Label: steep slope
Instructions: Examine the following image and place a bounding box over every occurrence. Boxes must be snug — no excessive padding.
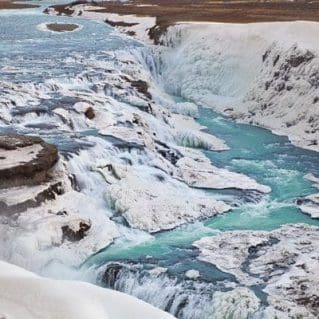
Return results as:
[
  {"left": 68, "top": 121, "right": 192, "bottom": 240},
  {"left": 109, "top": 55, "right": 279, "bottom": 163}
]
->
[{"left": 158, "top": 21, "right": 319, "bottom": 151}]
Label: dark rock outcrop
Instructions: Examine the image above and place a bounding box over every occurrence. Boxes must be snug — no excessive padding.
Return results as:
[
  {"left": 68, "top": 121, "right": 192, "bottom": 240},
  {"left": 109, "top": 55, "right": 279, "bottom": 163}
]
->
[
  {"left": 0, "top": 134, "right": 58, "bottom": 189},
  {"left": 84, "top": 107, "right": 95, "bottom": 119},
  {"left": 62, "top": 220, "right": 91, "bottom": 242}
]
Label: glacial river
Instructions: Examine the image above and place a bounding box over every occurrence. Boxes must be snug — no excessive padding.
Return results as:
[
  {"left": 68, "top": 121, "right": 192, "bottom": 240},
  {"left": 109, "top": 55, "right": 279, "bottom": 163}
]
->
[{"left": 1, "top": 2, "right": 319, "bottom": 319}]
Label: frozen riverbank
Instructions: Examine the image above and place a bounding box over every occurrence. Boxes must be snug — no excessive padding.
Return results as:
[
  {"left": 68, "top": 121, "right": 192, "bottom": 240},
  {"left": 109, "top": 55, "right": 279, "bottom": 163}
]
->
[{"left": 194, "top": 224, "right": 319, "bottom": 318}]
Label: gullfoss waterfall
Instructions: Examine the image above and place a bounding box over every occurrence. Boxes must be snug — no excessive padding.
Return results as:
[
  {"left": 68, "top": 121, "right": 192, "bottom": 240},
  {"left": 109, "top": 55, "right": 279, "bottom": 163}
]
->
[{"left": 1, "top": 3, "right": 319, "bottom": 319}]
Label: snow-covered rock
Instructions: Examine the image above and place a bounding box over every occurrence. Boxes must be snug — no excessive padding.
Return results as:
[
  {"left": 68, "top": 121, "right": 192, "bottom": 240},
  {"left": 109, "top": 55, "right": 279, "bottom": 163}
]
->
[
  {"left": 105, "top": 166, "right": 230, "bottom": 232},
  {"left": 149, "top": 267, "right": 168, "bottom": 276},
  {"left": 242, "top": 43, "right": 319, "bottom": 152},
  {"left": 297, "top": 173, "right": 319, "bottom": 218},
  {"left": 184, "top": 269, "right": 200, "bottom": 280},
  {"left": 0, "top": 134, "right": 58, "bottom": 189},
  {"left": 194, "top": 224, "right": 319, "bottom": 318},
  {"left": 0, "top": 165, "right": 119, "bottom": 272},
  {"left": 0, "top": 261, "right": 176, "bottom": 319},
  {"left": 211, "top": 288, "right": 260, "bottom": 319},
  {"left": 175, "top": 156, "right": 271, "bottom": 193}
]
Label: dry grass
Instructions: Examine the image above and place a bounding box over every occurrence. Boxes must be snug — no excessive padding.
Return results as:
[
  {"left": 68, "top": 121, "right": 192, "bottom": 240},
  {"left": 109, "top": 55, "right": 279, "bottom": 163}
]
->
[
  {"left": 47, "top": 0, "right": 319, "bottom": 42},
  {"left": 0, "top": 0, "right": 38, "bottom": 10},
  {"left": 87, "top": 0, "right": 319, "bottom": 24}
]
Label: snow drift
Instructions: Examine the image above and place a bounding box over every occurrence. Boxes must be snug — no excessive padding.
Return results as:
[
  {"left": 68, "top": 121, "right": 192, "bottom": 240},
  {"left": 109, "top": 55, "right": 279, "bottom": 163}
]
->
[{"left": 0, "top": 261, "right": 176, "bottom": 319}]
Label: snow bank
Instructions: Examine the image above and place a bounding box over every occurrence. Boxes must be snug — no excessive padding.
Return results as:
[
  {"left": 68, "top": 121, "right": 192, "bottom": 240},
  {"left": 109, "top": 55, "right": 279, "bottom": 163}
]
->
[
  {"left": 48, "top": 4, "right": 156, "bottom": 43},
  {"left": 0, "top": 261, "right": 176, "bottom": 319}
]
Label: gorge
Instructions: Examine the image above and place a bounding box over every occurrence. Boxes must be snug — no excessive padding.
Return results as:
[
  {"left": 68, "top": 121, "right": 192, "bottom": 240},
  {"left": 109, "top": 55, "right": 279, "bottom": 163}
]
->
[{"left": 0, "top": 1, "right": 319, "bottom": 318}]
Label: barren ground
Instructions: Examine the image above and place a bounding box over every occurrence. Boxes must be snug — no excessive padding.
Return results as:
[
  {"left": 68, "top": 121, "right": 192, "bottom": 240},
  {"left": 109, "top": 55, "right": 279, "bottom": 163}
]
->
[
  {"left": 0, "top": 0, "right": 38, "bottom": 10},
  {"left": 52, "top": 0, "right": 319, "bottom": 25}
]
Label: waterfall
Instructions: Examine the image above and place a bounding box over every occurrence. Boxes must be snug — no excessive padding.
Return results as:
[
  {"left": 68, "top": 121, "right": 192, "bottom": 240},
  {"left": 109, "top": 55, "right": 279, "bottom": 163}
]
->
[{"left": 96, "top": 261, "right": 266, "bottom": 319}]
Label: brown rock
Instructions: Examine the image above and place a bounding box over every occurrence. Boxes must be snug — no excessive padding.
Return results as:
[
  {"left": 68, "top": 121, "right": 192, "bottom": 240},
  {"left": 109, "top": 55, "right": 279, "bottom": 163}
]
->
[
  {"left": 84, "top": 107, "right": 95, "bottom": 119},
  {"left": 62, "top": 220, "right": 91, "bottom": 242},
  {"left": 0, "top": 134, "right": 58, "bottom": 189}
]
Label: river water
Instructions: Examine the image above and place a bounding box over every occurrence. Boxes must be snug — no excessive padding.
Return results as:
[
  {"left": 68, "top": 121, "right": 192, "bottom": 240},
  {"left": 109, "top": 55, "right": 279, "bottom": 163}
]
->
[{"left": 1, "top": 3, "right": 318, "bottom": 318}]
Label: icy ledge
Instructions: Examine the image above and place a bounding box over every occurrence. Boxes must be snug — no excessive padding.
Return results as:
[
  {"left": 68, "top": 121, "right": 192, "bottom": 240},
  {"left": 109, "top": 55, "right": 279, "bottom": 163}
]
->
[
  {"left": 0, "top": 261, "right": 176, "bottom": 319},
  {"left": 194, "top": 224, "right": 319, "bottom": 318},
  {"left": 296, "top": 173, "right": 319, "bottom": 219}
]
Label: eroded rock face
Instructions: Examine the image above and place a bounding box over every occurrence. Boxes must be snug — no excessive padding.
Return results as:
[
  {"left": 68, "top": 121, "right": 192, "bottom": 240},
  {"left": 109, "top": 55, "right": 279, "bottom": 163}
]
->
[
  {"left": 0, "top": 134, "right": 58, "bottom": 189},
  {"left": 297, "top": 173, "right": 319, "bottom": 219},
  {"left": 194, "top": 224, "right": 319, "bottom": 318},
  {"left": 243, "top": 44, "right": 319, "bottom": 151}
]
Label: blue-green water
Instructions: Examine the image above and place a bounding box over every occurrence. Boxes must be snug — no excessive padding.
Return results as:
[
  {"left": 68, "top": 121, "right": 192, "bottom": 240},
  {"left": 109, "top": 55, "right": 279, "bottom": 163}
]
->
[
  {"left": 88, "top": 108, "right": 319, "bottom": 268},
  {"left": 86, "top": 106, "right": 319, "bottom": 319}
]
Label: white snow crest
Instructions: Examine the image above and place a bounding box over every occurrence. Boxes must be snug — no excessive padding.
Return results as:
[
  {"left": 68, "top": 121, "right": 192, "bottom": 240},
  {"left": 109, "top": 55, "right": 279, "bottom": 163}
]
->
[{"left": 0, "top": 261, "right": 176, "bottom": 319}]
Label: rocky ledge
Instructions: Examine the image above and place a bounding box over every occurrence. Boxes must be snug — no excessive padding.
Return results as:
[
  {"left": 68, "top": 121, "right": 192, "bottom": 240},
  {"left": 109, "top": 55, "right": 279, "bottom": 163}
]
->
[
  {"left": 296, "top": 173, "right": 319, "bottom": 219},
  {"left": 0, "top": 134, "right": 118, "bottom": 271},
  {"left": 194, "top": 224, "right": 319, "bottom": 318},
  {"left": 0, "top": 134, "right": 58, "bottom": 189}
]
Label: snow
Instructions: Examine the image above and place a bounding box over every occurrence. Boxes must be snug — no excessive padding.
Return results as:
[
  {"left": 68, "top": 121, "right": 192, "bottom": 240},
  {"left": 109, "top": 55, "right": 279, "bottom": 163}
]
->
[
  {"left": 0, "top": 144, "right": 43, "bottom": 169},
  {"left": 297, "top": 173, "right": 319, "bottom": 218},
  {"left": 211, "top": 288, "right": 260, "bottom": 319},
  {"left": 194, "top": 224, "right": 319, "bottom": 318},
  {"left": 0, "top": 161, "right": 119, "bottom": 272},
  {"left": 184, "top": 269, "right": 199, "bottom": 280},
  {"left": 105, "top": 166, "right": 231, "bottom": 232},
  {"left": 194, "top": 230, "right": 269, "bottom": 285},
  {"left": 0, "top": 183, "right": 49, "bottom": 206},
  {"left": 175, "top": 156, "right": 271, "bottom": 193},
  {"left": 0, "top": 261, "right": 176, "bottom": 319},
  {"left": 149, "top": 267, "right": 168, "bottom": 276}
]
